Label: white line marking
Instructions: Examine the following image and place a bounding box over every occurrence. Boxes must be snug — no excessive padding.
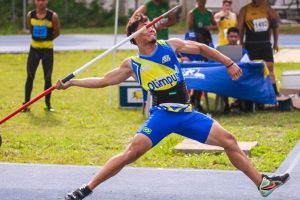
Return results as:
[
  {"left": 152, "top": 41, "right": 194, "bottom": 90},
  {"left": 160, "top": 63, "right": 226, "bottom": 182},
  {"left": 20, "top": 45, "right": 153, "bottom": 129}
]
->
[{"left": 285, "top": 152, "right": 300, "bottom": 174}]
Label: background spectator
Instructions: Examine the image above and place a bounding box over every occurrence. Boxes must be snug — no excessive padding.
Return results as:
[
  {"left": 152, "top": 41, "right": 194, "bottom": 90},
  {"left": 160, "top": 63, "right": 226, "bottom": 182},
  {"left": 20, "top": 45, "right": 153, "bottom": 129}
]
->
[
  {"left": 186, "top": 0, "right": 217, "bottom": 112},
  {"left": 214, "top": 0, "right": 237, "bottom": 46},
  {"left": 134, "top": 0, "right": 176, "bottom": 39},
  {"left": 238, "top": 0, "right": 280, "bottom": 96},
  {"left": 187, "top": 0, "right": 217, "bottom": 44},
  {"left": 217, "top": 27, "right": 250, "bottom": 114},
  {"left": 23, "top": 0, "right": 60, "bottom": 112}
]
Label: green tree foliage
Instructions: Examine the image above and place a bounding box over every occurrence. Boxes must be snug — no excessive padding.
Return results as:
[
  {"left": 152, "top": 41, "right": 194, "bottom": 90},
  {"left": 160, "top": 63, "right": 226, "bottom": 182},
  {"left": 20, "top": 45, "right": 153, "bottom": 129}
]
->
[
  {"left": 0, "top": 0, "right": 128, "bottom": 29},
  {"left": 0, "top": 0, "right": 23, "bottom": 27}
]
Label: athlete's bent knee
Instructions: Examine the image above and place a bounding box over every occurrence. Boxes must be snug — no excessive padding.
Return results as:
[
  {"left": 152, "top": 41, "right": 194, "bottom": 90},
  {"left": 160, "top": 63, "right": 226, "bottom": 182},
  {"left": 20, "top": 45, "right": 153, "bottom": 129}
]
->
[
  {"left": 122, "top": 148, "right": 140, "bottom": 164},
  {"left": 222, "top": 132, "right": 239, "bottom": 151}
]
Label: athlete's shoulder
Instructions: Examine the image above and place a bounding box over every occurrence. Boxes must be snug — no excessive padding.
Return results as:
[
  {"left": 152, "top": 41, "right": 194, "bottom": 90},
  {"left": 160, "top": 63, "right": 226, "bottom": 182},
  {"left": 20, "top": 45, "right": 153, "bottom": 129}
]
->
[
  {"left": 157, "top": 40, "right": 168, "bottom": 46},
  {"left": 205, "top": 8, "right": 213, "bottom": 15},
  {"left": 28, "top": 9, "right": 35, "bottom": 17},
  {"left": 47, "top": 9, "right": 54, "bottom": 14},
  {"left": 239, "top": 4, "right": 248, "bottom": 17},
  {"left": 121, "top": 57, "right": 134, "bottom": 69},
  {"left": 166, "top": 38, "right": 184, "bottom": 51},
  {"left": 47, "top": 9, "right": 59, "bottom": 17},
  {"left": 130, "top": 55, "right": 144, "bottom": 64},
  {"left": 130, "top": 55, "right": 138, "bottom": 61},
  {"left": 241, "top": 4, "right": 249, "bottom": 11},
  {"left": 191, "top": 7, "right": 198, "bottom": 14}
]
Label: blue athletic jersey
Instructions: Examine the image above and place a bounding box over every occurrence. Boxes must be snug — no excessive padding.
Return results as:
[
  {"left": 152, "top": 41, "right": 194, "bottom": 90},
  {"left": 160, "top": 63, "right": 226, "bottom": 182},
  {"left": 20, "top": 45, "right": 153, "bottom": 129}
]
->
[
  {"left": 131, "top": 40, "right": 184, "bottom": 91},
  {"left": 131, "top": 40, "right": 192, "bottom": 112}
]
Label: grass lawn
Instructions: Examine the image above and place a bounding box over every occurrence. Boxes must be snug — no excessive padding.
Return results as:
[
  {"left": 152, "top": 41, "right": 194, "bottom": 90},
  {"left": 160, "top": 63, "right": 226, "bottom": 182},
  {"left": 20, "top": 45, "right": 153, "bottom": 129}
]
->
[{"left": 0, "top": 50, "right": 300, "bottom": 173}]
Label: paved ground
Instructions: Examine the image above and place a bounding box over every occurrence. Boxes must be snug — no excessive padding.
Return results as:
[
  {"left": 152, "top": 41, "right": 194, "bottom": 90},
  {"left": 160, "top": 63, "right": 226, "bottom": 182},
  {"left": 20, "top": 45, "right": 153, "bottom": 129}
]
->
[
  {"left": 1, "top": 34, "right": 300, "bottom": 53},
  {"left": 0, "top": 140, "right": 299, "bottom": 200}
]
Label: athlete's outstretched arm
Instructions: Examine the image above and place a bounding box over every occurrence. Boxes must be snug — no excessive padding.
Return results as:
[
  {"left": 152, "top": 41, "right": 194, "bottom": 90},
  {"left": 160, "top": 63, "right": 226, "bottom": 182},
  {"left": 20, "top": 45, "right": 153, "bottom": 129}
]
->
[
  {"left": 56, "top": 58, "right": 133, "bottom": 90},
  {"left": 168, "top": 38, "right": 242, "bottom": 80}
]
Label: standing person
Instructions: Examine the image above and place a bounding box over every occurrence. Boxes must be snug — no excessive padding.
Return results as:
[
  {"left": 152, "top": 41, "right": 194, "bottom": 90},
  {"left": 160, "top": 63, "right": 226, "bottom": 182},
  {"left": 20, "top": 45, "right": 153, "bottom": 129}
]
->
[
  {"left": 23, "top": 0, "right": 60, "bottom": 112},
  {"left": 57, "top": 13, "right": 289, "bottom": 200},
  {"left": 187, "top": 0, "right": 217, "bottom": 39},
  {"left": 134, "top": 0, "right": 176, "bottom": 39},
  {"left": 187, "top": 0, "right": 217, "bottom": 111},
  {"left": 214, "top": 0, "right": 237, "bottom": 46},
  {"left": 238, "top": 0, "right": 280, "bottom": 95}
]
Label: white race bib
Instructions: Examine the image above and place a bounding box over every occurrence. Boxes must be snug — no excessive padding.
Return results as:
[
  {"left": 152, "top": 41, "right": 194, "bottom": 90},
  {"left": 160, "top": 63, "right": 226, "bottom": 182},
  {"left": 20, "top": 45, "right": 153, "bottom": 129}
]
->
[{"left": 253, "top": 18, "right": 269, "bottom": 32}]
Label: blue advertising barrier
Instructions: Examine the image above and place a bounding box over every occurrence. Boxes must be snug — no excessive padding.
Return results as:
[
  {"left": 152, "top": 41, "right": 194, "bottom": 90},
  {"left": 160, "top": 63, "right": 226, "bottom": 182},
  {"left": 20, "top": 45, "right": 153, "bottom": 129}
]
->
[{"left": 181, "top": 62, "right": 276, "bottom": 104}]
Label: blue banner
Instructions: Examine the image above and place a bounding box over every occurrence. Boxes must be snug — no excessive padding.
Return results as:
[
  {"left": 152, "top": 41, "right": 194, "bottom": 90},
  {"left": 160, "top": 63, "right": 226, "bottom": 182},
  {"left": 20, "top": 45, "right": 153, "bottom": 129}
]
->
[{"left": 181, "top": 62, "right": 276, "bottom": 104}]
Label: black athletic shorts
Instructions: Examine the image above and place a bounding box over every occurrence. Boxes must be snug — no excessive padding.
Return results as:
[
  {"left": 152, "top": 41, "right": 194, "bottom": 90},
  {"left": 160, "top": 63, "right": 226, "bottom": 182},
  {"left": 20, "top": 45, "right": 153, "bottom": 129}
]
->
[{"left": 245, "top": 42, "right": 274, "bottom": 63}]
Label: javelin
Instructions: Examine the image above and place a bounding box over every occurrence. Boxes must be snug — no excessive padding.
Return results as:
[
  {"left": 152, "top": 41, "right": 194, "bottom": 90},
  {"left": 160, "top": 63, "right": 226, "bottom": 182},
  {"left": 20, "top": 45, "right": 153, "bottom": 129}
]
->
[{"left": 0, "top": 4, "right": 181, "bottom": 125}]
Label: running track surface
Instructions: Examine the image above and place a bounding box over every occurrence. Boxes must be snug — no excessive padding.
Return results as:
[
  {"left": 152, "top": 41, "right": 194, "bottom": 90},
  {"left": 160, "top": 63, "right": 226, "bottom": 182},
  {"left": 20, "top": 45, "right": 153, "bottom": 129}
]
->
[{"left": 0, "top": 141, "right": 299, "bottom": 200}]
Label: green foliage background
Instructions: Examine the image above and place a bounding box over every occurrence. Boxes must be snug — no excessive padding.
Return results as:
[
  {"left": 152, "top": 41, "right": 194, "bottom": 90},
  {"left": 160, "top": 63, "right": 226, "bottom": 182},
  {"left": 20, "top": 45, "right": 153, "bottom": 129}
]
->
[{"left": 0, "top": 0, "right": 128, "bottom": 29}]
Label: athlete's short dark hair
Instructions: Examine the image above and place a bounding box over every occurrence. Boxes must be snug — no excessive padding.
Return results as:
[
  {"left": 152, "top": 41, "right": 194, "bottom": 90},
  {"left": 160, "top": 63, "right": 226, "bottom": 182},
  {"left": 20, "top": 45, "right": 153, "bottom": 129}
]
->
[
  {"left": 126, "top": 13, "right": 149, "bottom": 45},
  {"left": 223, "top": 0, "right": 232, "bottom": 4},
  {"left": 227, "top": 27, "right": 240, "bottom": 35}
]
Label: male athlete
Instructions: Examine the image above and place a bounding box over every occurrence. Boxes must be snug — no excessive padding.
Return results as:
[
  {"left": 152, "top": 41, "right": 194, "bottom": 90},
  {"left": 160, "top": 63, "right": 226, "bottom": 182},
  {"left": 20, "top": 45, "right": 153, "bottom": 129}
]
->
[
  {"left": 23, "top": 0, "right": 60, "bottom": 112},
  {"left": 238, "top": 0, "right": 280, "bottom": 95},
  {"left": 57, "top": 14, "right": 289, "bottom": 200}
]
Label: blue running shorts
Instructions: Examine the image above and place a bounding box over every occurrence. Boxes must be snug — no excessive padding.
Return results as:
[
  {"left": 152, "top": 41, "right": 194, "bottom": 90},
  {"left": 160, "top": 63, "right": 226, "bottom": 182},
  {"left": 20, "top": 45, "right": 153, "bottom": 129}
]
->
[{"left": 137, "top": 107, "right": 214, "bottom": 147}]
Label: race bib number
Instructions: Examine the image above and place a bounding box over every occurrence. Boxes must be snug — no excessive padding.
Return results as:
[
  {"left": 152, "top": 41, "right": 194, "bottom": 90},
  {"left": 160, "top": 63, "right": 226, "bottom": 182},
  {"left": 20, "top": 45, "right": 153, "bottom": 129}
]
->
[
  {"left": 253, "top": 18, "right": 269, "bottom": 32},
  {"left": 33, "top": 26, "right": 47, "bottom": 38}
]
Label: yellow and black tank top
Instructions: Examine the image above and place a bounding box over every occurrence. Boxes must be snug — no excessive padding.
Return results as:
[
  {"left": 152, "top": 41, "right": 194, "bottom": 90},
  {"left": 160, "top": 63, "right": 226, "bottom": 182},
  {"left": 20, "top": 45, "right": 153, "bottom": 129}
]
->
[
  {"left": 30, "top": 9, "right": 54, "bottom": 49},
  {"left": 131, "top": 40, "right": 191, "bottom": 112},
  {"left": 245, "top": 4, "right": 271, "bottom": 43}
]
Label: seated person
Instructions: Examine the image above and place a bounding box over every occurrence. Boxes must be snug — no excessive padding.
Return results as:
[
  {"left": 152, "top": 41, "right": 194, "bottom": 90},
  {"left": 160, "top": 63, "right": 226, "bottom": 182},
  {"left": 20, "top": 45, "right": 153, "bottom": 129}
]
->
[
  {"left": 217, "top": 27, "right": 250, "bottom": 114},
  {"left": 179, "top": 28, "right": 215, "bottom": 62},
  {"left": 217, "top": 27, "right": 250, "bottom": 62}
]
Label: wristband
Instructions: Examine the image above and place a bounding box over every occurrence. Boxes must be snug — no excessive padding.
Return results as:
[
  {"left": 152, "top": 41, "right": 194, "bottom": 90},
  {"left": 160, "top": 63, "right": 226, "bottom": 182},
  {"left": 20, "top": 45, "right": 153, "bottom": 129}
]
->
[{"left": 226, "top": 62, "right": 234, "bottom": 68}]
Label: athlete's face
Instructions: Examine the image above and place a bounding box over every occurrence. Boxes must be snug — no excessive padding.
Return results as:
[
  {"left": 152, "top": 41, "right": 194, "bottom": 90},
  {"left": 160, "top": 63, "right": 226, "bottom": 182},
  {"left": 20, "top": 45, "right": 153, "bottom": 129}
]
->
[
  {"left": 197, "top": 0, "right": 206, "bottom": 7},
  {"left": 35, "top": 0, "right": 48, "bottom": 10},
  {"left": 135, "top": 21, "right": 157, "bottom": 46},
  {"left": 223, "top": 2, "right": 232, "bottom": 12},
  {"left": 227, "top": 32, "right": 239, "bottom": 45}
]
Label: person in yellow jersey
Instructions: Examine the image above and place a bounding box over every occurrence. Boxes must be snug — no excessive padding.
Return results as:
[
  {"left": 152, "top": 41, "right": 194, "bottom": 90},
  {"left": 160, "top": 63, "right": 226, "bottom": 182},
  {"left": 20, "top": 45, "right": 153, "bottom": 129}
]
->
[
  {"left": 214, "top": 0, "right": 237, "bottom": 46},
  {"left": 56, "top": 13, "right": 289, "bottom": 200},
  {"left": 23, "top": 0, "right": 60, "bottom": 112},
  {"left": 238, "top": 0, "right": 280, "bottom": 96}
]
